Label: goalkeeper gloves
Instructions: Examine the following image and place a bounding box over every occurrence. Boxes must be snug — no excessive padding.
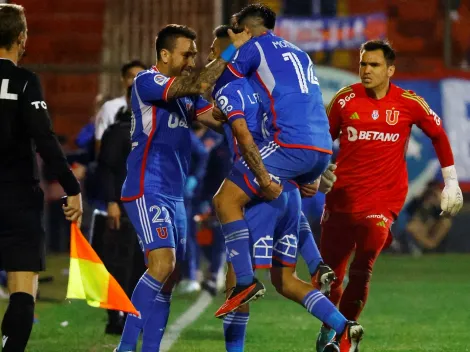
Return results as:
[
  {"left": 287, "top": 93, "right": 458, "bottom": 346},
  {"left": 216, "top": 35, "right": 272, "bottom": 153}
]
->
[{"left": 440, "top": 165, "right": 463, "bottom": 216}]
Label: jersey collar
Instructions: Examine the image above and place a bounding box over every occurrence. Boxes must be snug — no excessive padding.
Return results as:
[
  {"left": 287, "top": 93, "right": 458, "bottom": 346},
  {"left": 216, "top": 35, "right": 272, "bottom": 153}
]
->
[{"left": 0, "top": 58, "right": 16, "bottom": 66}]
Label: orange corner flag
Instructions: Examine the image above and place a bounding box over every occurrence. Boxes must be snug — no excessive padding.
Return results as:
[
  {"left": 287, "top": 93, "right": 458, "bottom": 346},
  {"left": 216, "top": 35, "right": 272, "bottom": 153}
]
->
[{"left": 66, "top": 223, "right": 138, "bottom": 315}]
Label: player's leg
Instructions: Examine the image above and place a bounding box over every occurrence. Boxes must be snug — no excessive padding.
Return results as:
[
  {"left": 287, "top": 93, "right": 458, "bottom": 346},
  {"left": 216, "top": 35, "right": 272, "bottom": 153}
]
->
[
  {"left": 319, "top": 211, "right": 356, "bottom": 306},
  {"left": 223, "top": 262, "right": 250, "bottom": 352},
  {"left": 213, "top": 177, "right": 254, "bottom": 285},
  {"left": 116, "top": 195, "right": 178, "bottom": 352},
  {"left": 214, "top": 199, "right": 278, "bottom": 318},
  {"left": 298, "top": 212, "right": 336, "bottom": 295},
  {"left": 338, "top": 212, "right": 393, "bottom": 321},
  {"left": 0, "top": 202, "right": 45, "bottom": 352},
  {"left": 316, "top": 211, "right": 356, "bottom": 352},
  {"left": 221, "top": 197, "right": 279, "bottom": 350},
  {"left": 141, "top": 199, "right": 187, "bottom": 351}
]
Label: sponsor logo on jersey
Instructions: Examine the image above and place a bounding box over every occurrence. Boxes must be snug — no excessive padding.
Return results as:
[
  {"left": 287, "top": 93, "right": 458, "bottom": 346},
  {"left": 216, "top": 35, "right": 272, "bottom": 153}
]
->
[
  {"left": 229, "top": 249, "right": 240, "bottom": 258},
  {"left": 376, "top": 220, "right": 387, "bottom": 228},
  {"left": 429, "top": 109, "right": 441, "bottom": 125},
  {"left": 372, "top": 110, "right": 379, "bottom": 120},
  {"left": 31, "top": 101, "right": 48, "bottom": 109},
  {"left": 346, "top": 126, "right": 399, "bottom": 142},
  {"left": 349, "top": 112, "right": 360, "bottom": 120},
  {"left": 366, "top": 214, "right": 389, "bottom": 222},
  {"left": 338, "top": 92, "right": 355, "bottom": 108},
  {"left": 168, "top": 113, "right": 188, "bottom": 129}
]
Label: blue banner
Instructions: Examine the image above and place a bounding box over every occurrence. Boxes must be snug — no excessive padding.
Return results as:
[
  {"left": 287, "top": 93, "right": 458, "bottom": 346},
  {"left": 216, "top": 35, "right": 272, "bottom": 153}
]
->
[{"left": 274, "top": 13, "right": 387, "bottom": 52}]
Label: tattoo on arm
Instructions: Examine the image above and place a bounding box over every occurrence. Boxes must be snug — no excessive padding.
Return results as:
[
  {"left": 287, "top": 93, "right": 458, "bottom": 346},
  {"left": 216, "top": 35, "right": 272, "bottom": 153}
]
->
[
  {"left": 167, "top": 58, "right": 227, "bottom": 100},
  {"left": 240, "top": 142, "right": 271, "bottom": 187},
  {"left": 232, "top": 118, "right": 270, "bottom": 186}
]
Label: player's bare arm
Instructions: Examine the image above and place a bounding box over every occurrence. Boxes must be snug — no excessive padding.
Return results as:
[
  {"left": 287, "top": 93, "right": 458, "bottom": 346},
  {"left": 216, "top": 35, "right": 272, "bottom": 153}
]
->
[
  {"left": 231, "top": 119, "right": 282, "bottom": 200},
  {"left": 166, "top": 58, "right": 229, "bottom": 99},
  {"left": 166, "top": 29, "right": 251, "bottom": 100},
  {"left": 197, "top": 108, "right": 224, "bottom": 134}
]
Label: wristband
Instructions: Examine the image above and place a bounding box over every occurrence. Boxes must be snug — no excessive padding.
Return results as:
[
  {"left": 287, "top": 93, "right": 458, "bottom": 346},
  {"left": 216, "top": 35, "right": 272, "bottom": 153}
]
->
[{"left": 221, "top": 44, "right": 237, "bottom": 62}]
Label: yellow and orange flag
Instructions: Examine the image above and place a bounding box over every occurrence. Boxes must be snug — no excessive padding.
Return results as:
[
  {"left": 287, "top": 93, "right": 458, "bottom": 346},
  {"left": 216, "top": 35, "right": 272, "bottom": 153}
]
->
[{"left": 66, "top": 223, "right": 138, "bottom": 315}]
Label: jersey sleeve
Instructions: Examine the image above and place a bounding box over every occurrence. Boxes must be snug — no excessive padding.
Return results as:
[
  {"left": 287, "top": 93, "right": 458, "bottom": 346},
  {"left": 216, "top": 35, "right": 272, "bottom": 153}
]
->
[
  {"left": 214, "top": 83, "right": 246, "bottom": 125},
  {"left": 23, "top": 74, "right": 81, "bottom": 195},
  {"left": 326, "top": 87, "right": 352, "bottom": 140},
  {"left": 405, "top": 90, "right": 454, "bottom": 167},
  {"left": 134, "top": 71, "right": 176, "bottom": 104},
  {"left": 194, "top": 95, "right": 214, "bottom": 119},
  {"left": 224, "top": 41, "right": 261, "bottom": 80}
]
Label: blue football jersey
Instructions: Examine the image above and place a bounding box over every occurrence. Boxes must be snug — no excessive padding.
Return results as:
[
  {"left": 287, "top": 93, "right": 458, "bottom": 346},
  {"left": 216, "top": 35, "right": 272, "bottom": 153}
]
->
[
  {"left": 220, "top": 31, "right": 332, "bottom": 153},
  {"left": 213, "top": 78, "right": 266, "bottom": 163},
  {"left": 121, "top": 68, "right": 212, "bottom": 201}
]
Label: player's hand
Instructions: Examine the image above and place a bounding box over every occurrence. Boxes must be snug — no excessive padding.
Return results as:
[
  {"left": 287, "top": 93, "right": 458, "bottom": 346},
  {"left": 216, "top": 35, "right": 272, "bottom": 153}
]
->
[
  {"left": 107, "top": 202, "right": 121, "bottom": 230},
  {"left": 260, "top": 180, "right": 283, "bottom": 200},
  {"left": 319, "top": 164, "right": 337, "bottom": 194},
  {"left": 63, "top": 193, "right": 83, "bottom": 228},
  {"left": 300, "top": 178, "right": 320, "bottom": 198},
  {"left": 440, "top": 183, "right": 463, "bottom": 217},
  {"left": 228, "top": 28, "right": 251, "bottom": 49},
  {"left": 213, "top": 106, "right": 227, "bottom": 123}
]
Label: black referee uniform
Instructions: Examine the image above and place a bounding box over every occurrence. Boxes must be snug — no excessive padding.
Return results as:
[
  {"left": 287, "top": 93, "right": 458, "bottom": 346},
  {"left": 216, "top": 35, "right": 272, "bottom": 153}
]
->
[{"left": 0, "top": 58, "right": 80, "bottom": 272}]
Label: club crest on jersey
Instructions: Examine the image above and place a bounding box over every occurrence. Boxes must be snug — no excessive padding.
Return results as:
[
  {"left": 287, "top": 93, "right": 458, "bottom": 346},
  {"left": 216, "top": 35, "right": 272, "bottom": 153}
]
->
[
  {"left": 185, "top": 101, "right": 194, "bottom": 114},
  {"left": 386, "top": 109, "right": 400, "bottom": 125},
  {"left": 371, "top": 110, "right": 379, "bottom": 120}
]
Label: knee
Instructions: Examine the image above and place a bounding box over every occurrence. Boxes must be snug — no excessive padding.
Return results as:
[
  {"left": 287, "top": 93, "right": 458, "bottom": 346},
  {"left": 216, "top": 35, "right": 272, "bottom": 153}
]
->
[
  {"left": 349, "top": 269, "right": 372, "bottom": 284},
  {"left": 147, "top": 252, "right": 176, "bottom": 282}
]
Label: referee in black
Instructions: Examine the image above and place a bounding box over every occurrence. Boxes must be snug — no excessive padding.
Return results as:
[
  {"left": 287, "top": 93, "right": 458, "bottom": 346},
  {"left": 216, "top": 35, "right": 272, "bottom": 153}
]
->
[{"left": 0, "top": 4, "right": 82, "bottom": 351}]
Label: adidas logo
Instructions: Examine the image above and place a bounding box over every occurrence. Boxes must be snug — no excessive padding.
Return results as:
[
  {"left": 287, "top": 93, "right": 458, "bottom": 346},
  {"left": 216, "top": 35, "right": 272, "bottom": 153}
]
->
[
  {"left": 349, "top": 112, "right": 360, "bottom": 120},
  {"left": 376, "top": 221, "right": 386, "bottom": 228},
  {"left": 2, "top": 335, "right": 8, "bottom": 348},
  {"left": 229, "top": 249, "right": 239, "bottom": 258}
]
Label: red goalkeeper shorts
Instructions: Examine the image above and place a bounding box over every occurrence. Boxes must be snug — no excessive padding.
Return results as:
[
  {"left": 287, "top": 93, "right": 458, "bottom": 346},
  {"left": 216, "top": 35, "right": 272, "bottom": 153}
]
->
[{"left": 320, "top": 208, "right": 394, "bottom": 285}]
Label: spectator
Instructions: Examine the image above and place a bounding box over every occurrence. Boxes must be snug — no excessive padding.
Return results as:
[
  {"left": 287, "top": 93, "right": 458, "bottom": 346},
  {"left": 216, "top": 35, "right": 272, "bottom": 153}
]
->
[
  {"left": 399, "top": 181, "right": 453, "bottom": 255},
  {"left": 97, "top": 86, "right": 145, "bottom": 334},
  {"left": 94, "top": 60, "right": 147, "bottom": 152}
]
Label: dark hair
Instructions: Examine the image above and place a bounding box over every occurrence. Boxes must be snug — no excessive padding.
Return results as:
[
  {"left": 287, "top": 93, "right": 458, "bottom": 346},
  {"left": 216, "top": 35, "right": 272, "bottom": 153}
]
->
[
  {"left": 213, "top": 25, "right": 231, "bottom": 39},
  {"left": 0, "top": 4, "right": 27, "bottom": 50},
  {"left": 155, "top": 24, "right": 197, "bottom": 61},
  {"left": 360, "top": 40, "right": 396, "bottom": 66},
  {"left": 234, "top": 3, "right": 276, "bottom": 30},
  {"left": 121, "top": 60, "right": 147, "bottom": 77}
]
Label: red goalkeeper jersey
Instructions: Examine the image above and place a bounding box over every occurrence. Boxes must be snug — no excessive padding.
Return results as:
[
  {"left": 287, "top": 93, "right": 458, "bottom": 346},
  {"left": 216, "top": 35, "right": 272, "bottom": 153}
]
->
[{"left": 325, "top": 82, "right": 454, "bottom": 215}]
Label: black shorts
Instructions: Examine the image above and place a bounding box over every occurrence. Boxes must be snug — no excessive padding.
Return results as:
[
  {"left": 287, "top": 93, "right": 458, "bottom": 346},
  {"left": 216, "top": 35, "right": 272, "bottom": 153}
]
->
[{"left": 0, "top": 190, "right": 46, "bottom": 272}]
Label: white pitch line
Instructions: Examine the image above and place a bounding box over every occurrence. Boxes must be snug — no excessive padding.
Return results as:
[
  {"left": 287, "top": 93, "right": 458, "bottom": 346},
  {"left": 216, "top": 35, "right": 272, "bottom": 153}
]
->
[{"left": 160, "top": 291, "right": 214, "bottom": 352}]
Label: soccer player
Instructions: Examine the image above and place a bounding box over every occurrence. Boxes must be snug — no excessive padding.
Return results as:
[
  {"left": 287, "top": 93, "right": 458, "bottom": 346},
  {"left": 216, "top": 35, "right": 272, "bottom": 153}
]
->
[
  {"left": 316, "top": 40, "right": 464, "bottom": 351},
  {"left": 0, "top": 4, "right": 82, "bottom": 351},
  {"left": 211, "top": 4, "right": 333, "bottom": 316},
  {"left": 210, "top": 23, "right": 336, "bottom": 304},
  {"left": 208, "top": 26, "right": 364, "bottom": 352},
  {"left": 114, "top": 24, "right": 249, "bottom": 352},
  {"left": 212, "top": 77, "right": 362, "bottom": 351}
]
